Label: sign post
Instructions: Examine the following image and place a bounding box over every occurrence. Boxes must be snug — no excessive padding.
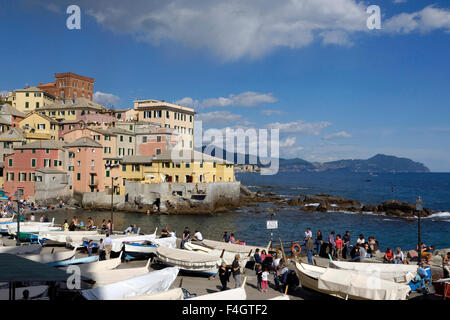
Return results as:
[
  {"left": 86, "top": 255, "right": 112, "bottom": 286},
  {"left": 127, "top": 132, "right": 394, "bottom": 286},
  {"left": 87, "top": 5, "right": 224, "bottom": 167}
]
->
[
  {"left": 14, "top": 189, "right": 23, "bottom": 246},
  {"left": 266, "top": 213, "right": 278, "bottom": 251}
]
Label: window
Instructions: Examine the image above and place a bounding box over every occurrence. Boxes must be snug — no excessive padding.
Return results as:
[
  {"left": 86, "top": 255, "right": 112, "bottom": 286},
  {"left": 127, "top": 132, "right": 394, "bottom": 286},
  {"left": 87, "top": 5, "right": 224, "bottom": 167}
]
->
[
  {"left": 129, "top": 125, "right": 133, "bottom": 130},
  {"left": 77, "top": 161, "right": 81, "bottom": 166},
  {"left": 185, "top": 162, "right": 190, "bottom": 168},
  {"left": 19, "top": 172, "right": 26, "bottom": 182},
  {"left": 77, "top": 173, "right": 81, "bottom": 181},
  {"left": 46, "top": 149, "right": 50, "bottom": 154},
  {"left": 36, "top": 102, "right": 39, "bottom": 109},
  {"left": 189, "top": 141, "right": 192, "bottom": 148},
  {"left": 156, "top": 148, "right": 161, "bottom": 155},
  {"left": 142, "top": 136, "right": 147, "bottom": 143},
  {"left": 91, "top": 160, "right": 95, "bottom": 167},
  {"left": 25, "top": 102, "right": 29, "bottom": 109},
  {"left": 106, "top": 171, "right": 110, "bottom": 177},
  {"left": 7, "top": 172, "right": 14, "bottom": 181},
  {"left": 129, "top": 136, "right": 132, "bottom": 143},
  {"left": 31, "top": 159, "right": 36, "bottom": 167},
  {"left": 122, "top": 165, "right": 126, "bottom": 172},
  {"left": 156, "top": 136, "right": 161, "bottom": 142},
  {"left": 35, "top": 175, "right": 42, "bottom": 182},
  {"left": 8, "top": 159, "right": 13, "bottom": 167},
  {"left": 25, "top": 92, "right": 29, "bottom": 97},
  {"left": 190, "top": 115, "right": 193, "bottom": 122},
  {"left": 200, "top": 162, "right": 203, "bottom": 168},
  {"left": 38, "top": 124, "right": 46, "bottom": 130},
  {"left": 120, "top": 136, "right": 123, "bottom": 142},
  {"left": 54, "top": 159, "right": 58, "bottom": 167},
  {"left": 29, "top": 173, "right": 35, "bottom": 181},
  {"left": 44, "top": 159, "right": 51, "bottom": 167},
  {"left": 93, "top": 135, "right": 101, "bottom": 141},
  {"left": 105, "top": 136, "right": 111, "bottom": 141},
  {"left": 166, "top": 110, "right": 170, "bottom": 118},
  {"left": 68, "top": 166, "right": 74, "bottom": 171}
]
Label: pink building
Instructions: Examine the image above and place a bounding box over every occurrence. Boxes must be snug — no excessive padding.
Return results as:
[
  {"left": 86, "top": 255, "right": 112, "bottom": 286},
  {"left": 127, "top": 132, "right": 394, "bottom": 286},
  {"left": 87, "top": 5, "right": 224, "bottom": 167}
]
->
[
  {"left": 4, "top": 140, "right": 66, "bottom": 199},
  {"left": 136, "top": 128, "right": 178, "bottom": 156},
  {"left": 65, "top": 137, "right": 104, "bottom": 193},
  {"left": 58, "top": 120, "right": 85, "bottom": 140}
]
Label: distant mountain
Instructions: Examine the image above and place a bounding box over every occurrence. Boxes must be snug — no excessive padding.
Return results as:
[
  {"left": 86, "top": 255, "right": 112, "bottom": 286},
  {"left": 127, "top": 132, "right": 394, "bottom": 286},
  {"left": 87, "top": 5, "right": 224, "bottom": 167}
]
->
[{"left": 200, "top": 147, "right": 430, "bottom": 173}]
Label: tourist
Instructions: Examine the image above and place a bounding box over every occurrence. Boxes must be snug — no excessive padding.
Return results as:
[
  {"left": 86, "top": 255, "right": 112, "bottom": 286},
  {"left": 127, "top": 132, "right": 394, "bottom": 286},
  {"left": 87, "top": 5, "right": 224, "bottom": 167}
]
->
[
  {"left": 357, "top": 234, "right": 365, "bottom": 245},
  {"left": 393, "top": 247, "right": 405, "bottom": 264},
  {"left": 304, "top": 227, "right": 312, "bottom": 240},
  {"left": 229, "top": 233, "right": 236, "bottom": 244},
  {"left": 305, "top": 235, "right": 314, "bottom": 264},
  {"left": 98, "top": 238, "right": 105, "bottom": 261},
  {"left": 256, "top": 264, "right": 263, "bottom": 291},
  {"left": 328, "top": 231, "right": 336, "bottom": 258},
  {"left": 21, "top": 289, "right": 30, "bottom": 300},
  {"left": 261, "top": 268, "right": 269, "bottom": 293},
  {"left": 443, "top": 252, "right": 450, "bottom": 278},
  {"left": 343, "top": 231, "right": 351, "bottom": 259},
  {"left": 219, "top": 262, "right": 230, "bottom": 291},
  {"left": 87, "top": 218, "right": 95, "bottom": 231},
  {"left": 315, "top": 230, "right": 323, "bottom": 257},
  {"left": 253, "top": 248, "right": 262, "bottom": 266},
  {"left": 335, "top": 234, "right": 343, "bottom": 260},
  {"left": 39, "top": 215, "right": 44, "bottom": 223},
  {"left": 272, "top": 259, "right": 282, "bottom": 292},
  {"left": 132, "top": 224, "right": 139, "bottom": 234},
  {"left": 368, "top": 236, "right": 379, "bottom": 253},
  {"left": 160, "top": 225, "right": 170, "bottom": 238},
  {"left": 222, "top": 231, "right": 231, "bottom": 243},
  {"left": 383, "top": 248, "right": 394, "bottom": 263},
  {"left": 232, "top": 254, "right": 242, "bottom": 288},
  {"left": 101, "top": 220, "right": 107, "bottom": 233},
  {"left": 363, "top": 243, "right": 371, "bottom": 258},
  {"left": 260, "top": 249, "right": 267, "bottom": 262},
  {"left": 124, "top": 225, "right": 134, "bottom": 234},
  {"left": 351, "top": 244, "right": 362, "bottom": 262},
  {"left": 68, "top": 220, "right": 76, "bottom": 231},
  {"left": 192, "top": 230, "right": 203, "bottom": 241},
  {"left": 86, "top": 240, "right": 94, "bottom": 256},
  {"left": 107, "top": 220, "right": 113, "bottom": 234},
  {"left": 30, "top": 213, "right": 35, "bottom": 222},
  {"left": 146, "top": 209, "right": 150, "bottom": 216},
  {"left": 63, "top": 220, "right": 69, "bottom": 231},
  {"left": 104, "top": 233, "right": 112, "bottom": 259},
  {"left": 180, "top": 226, "right": 191, "bottom": 249}
]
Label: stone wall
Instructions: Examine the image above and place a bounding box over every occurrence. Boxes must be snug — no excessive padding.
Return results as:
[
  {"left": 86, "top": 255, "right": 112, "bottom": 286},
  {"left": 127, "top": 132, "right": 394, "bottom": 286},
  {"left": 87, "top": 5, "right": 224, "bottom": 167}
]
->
[{"left": 81, "top": 191, "right": 125, "bottom": 209}]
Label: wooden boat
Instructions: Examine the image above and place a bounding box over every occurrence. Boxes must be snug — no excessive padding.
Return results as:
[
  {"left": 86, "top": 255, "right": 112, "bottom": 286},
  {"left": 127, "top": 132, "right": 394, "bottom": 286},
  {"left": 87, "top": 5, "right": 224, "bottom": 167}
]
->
[
  {"left": 48, "top": 255, "right": 99, "bottom": 267},
  {"left": 82, "top": 258, "right": 150, "bottom": 286},
  {"left": 70, "top": 252, "right": 123, "bottom": 274},
  {"left": 156, "top": 246, "right": 222, "bottom": 276},
  {"left": 124, "top": 240, "right": 157, "bottom": 256},
  {"left": 122, "top": 287, "right": 184, "bottom": 300},
  {"left": 201, "top": 239, "right": 270, "bottom": 257},
  {"left": 1, "top": 220, "right": 52, "bottom": 231},
  {"left": 39, "top": 230, "right": 99, "bottom": 246},
  {"left": 295, "top": 262, "right": 411, "bottom": 300},
  {"left": 0, "top": 244, "right": 42, "bottom": 255},
  {"left": 81, "top": 266, "right": 179, "bottom": 300},
  {"left": 22, "top": 247, "right": 77, "bottom": 264},
  {"left": 189, "top": 277, "right": 247, "bottom": 300},
  {"left": 184, "top": 241, "right": 250, "bottom": 267},
  {"left": 328, "top": 260, "right": 417, "bottom": 283},
  {"left": 0, "top": 215, "right": 14, "bottom": 223},
  {"left": 7, "top": 219, "right": 59, "bottom": 235},
  {"left": 0, "top": 285, "right": 49, "bottom": 300}
]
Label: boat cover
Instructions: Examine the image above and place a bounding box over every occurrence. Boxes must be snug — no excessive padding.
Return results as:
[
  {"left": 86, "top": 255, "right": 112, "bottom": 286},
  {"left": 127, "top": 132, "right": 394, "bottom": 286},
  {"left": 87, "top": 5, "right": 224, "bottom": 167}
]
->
[
  {"left": 122, "top": 288, "right": 184, "bottom": 300},
  {"left": 190, "top": 286, "right": 246, "bottom": 300},
  {"left": 157, "top": 247, "right": 221, "bottom": 268},
  {"left": 81, "top": 267, "right": 179, "bottom": 300}
]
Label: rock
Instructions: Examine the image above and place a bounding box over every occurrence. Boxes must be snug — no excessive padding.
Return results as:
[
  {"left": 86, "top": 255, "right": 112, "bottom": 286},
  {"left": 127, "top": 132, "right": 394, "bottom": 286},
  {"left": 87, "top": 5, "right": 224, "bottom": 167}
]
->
[
  {"left": 286, "top": 198, "right": 304, "bottom": 206},
  {"left": 362, "top": 204, "right": 378, "bottom": 213}
]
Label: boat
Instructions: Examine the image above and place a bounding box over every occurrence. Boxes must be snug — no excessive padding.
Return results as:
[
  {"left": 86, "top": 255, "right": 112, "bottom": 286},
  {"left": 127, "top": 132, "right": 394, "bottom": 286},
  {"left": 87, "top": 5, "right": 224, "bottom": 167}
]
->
[
  {"left": 39, "top": 230, "right": 99, "bottom": 246},
  {"left": 82, "top": 258, "right": 150, "bottom": 286},
  {"left": 0, "top": 214, "right": 15, "bottom": 223},
  {"left": 295, "top": 262, "right": 411, "bottom": 300},
  {"left": 68, "top": 252, "right": 123, "bottom": 274},
  {"left": 124, "top": 240, "right": 157, "bottom": 257},
  {"left": 156, "top": 246, "right": 222, "bottom": 276},
  {"left": 328, "top": 260, "right": 417, "bottom": 283},
  {"left": 122, "top": 287, "right": 184, "bottom": 300},
  {"left": 0, "top": 285, "right": 49, "bottom": 300},
  {"left": 201, "top": 239, "right": 270, "bottom": 257},
  {"left": 269, "top": 295, "right": 290, "bottom": 300},
  {"left": 22, "top": 247, "right": 77, "bottom": 264},
  {"left": 81, "top": 266, "right": 179, "bottom": 300},
  {"left": 184, "top": 241, "right": 250, "bottom": 267},
  {"left": 7, "top": 219, "right": 59, "bottom": 235},
  {"left": 189, "top": 277, "right": 247, "bottom": 300},
  {"left": 0, "top": 244, "right": 42, "bottom": 255},
  {"left": 1, "top": 220, "right": 52, "bottom": 231},
  {"left": 48, "top": 255, "right": 99, "bottom": 267}
]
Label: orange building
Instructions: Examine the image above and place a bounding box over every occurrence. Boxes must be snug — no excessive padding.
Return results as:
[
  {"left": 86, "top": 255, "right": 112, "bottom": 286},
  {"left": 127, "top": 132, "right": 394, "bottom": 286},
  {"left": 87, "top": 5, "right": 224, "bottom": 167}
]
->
[{"left": 38, "top": 72, "right": 94, "bottom": 101}]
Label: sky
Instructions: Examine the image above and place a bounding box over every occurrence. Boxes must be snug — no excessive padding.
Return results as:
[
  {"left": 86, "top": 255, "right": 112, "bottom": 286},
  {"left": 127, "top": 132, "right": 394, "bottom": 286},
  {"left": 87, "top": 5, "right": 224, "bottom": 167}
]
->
[{"left": 0, "top": 0, "right": 449, "bottom": 171}]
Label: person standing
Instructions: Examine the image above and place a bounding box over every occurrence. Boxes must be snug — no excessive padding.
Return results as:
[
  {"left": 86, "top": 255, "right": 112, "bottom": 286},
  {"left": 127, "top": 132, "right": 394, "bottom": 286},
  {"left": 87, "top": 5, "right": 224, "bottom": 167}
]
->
[
  {"left": 103, "top": 233, "right": 112, "bottom": 260},
  {"left": 315, "top": 230, "right": 323, "bottom": 257},
  {"left": 342, "top": 231, "right": 351, "bottom": 259},
  {"left": 218, "top": 262, "right": 230, "bottom": 291},
  {"left": 255, "top": 264, "right": 263, "bottom": 291},
  {"left": 306, "top": 235, "right": 314, "bottom": 264},
  {"left": 328, "top": 231, "right": 336, "bottom": 258},
  {"left": 86, "top": 240, "right": 94, "bottom": 257},
  {"left": 335, "top": 235, "right": 343, "bottom": 260},
  {"left": 180, "top": 226, "right": 191, "bottom": 249},
  {"left": 63, "top": 220, "right": 69, "bottom": 231},
  {"left": 98, "top": 238, "right": 105, "bottom": 261},
  {"left": 232, "top": 254, "right": 242, "bottom": 288},
  {"left": 261, "top": 268, "right": 269, "bottom": 293}
]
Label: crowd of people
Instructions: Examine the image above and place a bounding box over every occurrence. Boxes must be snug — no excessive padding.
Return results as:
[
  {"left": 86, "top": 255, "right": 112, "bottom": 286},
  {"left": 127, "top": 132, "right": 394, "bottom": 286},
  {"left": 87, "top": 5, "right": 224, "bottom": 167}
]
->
[{"left": 1, "top": 199, "right": 66, "bottom": 218}]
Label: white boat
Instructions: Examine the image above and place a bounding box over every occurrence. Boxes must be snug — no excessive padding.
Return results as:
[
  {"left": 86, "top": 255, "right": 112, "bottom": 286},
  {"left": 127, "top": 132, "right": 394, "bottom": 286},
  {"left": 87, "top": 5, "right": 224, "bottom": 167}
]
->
[
  {"left": 156, "top": 246, "right": 222, "bottom": 277},
  {"left": 295, "top": 262, "right": 411, "bottom": 300},
  {"left": 81, "top": 266, "right": 179, "bottom": 300},
  {"left": 0, "top": 285, "right": 49, "bottom": 300},
  {"left": 189, "top": 277, "right": 247, "bottom": 300},
  {"left": 82, "top": 258, "right": 151, "bottom": 286},
  {"left": 1, "top": 220, "right": 53, "bottom": 231},
  {"left": 7, "top": 219, "right": 59, "bottom": 235},
  {"left": 124, "top": 240, "right": 158, "bottom": 256},
  {"left": 49, "top": 255, "right": 99, "bottom": 267},
  {"left": 184, "top": 241, "right": 250, "bottom": 267},
  {"left": 39, "top": 230, "right": 99, "bottom": 246},
  {"left": 0, "top": 244, "right": 42, "bottom": 255},
  {"left": 328, "top": 260, "right": 417, "bottom": 283},
  {"left": 71, "top": 252, "right": 123, "bottom": 274},
  {"left": 269, "top": 295, "right": 290, "bottom": 300},
  {"left": 22, "top": 247, "right": 77, "bottom": 264},
  {"left": 201, "top": 239, "right": 270, "bottom": 256},
  {"left": 0, "top": 215, "right": 15, "bottom": 223},
  {"left": 122, "top": 287, "right": 184, "bottom": 300}
]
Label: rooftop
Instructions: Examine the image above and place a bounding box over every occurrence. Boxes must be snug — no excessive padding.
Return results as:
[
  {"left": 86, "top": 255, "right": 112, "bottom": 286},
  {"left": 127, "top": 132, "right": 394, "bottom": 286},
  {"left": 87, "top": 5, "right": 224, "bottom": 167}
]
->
[
  {"left": 0, "top": 104, "right": 26, "bottom": 118},
  {"left": 14, "top": 140, "right": 66, "bottom": 151},
  {"left": 134, "top": 99, "right": 195, "bottom": 114},
  {"left": 121, "top": 150, "right": 230, "bottom": 164},
  {"left": 36, "top": 168, "right": 68, "bottom": 174},
  {"left": 0, "top": 128, "right": 25, "bottom": 141},
  {"left": 39, "top": 98, "right": 106, "bottom": 111},
  {"left": 64, "top": 137, "right": 102, "bottom": 148}
]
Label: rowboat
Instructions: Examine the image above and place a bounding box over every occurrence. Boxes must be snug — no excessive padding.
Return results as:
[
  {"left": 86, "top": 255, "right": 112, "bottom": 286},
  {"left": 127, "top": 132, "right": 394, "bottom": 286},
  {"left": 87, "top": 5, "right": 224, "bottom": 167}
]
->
[
  {"left": 82, "top": 258, "right": 150, "bottom": 286},
  {"left": 22, "top": 247, "right": 77, "bottom": 264},
  {"left": 81, "top": 266, "right": 179, "bottom": 300},
  {"left": 0, "top": 215, "right": 14, "bottom": 223},
  {"left": 39, "top": 230, "right": 99, "bottom": 246},
  {"left": 1, "top": 220, "right": 52, "bottom": 231},
  {"left": 201, "top": 239, "right": 270, "bottom": 257},
  {"left": 295, "top": 262, "right": 411, "bottom": 300},
  {"left": 69, "top": 252, "right": 123, "bottom": 274},
  {"left": 122, "top": 287, "right": 184, "bottom": 300},
  {"left": 7, "top": 219, "right": 59, "bottom": 235},
  {"left": 189, "top": 277, "right": 247, "bottom": 300},
  {"left": 48, "top": 255, "right": 99, "bottom": 267},
  {"left": 0, "top": 285, "right": 49, "bottom": 300},
  {"left": 184, "top": 241, "right": 250, "bottom": 267},
  {"left": 0, "top": 244, "right": 42, "bottom": 255},
  {"left": 123, "top": 240, "right": 157, "bottom": 257},
  {"left": 328, "top": 260, "right": 417, "bottom": 283},
  {"left": 156, "top": 246, "right": 222, "bottom": 277}
]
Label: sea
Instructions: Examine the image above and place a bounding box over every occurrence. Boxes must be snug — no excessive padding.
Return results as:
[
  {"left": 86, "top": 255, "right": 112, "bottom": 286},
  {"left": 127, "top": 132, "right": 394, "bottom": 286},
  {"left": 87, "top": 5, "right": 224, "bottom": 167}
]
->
[{"left": 51, "top": 172, "right": 450, "bottom": 251}]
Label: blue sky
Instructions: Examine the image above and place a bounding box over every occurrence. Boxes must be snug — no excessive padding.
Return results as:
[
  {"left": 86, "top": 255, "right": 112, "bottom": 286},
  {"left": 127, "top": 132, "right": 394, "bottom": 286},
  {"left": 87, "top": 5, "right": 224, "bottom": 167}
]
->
[{"left": 1, "top": 0, "right": 449, "bottom": 171}]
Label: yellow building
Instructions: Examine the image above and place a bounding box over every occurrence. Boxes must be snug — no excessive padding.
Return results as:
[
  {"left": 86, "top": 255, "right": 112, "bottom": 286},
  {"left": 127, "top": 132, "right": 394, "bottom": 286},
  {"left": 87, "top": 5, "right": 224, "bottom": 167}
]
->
[
  {"left": 8, "top": 87, "right": 56, "bottom": 113},
  {"left": 134, "top": 99, "right": 195, "bottom": 150},
  {"left": 19, "top": 112, "right": 59, "bottom": 141},
  {"left": 120, "top": 150, "right": 234, "bottom": 185},
  {"left": 38, "top": 98, "right": 109, "bottom": 122}
]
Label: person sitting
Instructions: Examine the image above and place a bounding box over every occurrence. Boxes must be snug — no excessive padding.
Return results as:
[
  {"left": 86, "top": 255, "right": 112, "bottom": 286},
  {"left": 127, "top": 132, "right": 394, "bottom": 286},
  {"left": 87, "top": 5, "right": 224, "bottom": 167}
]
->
[
  {"left": 368, "top": 236, "right": 379, "bottom": 253},
  {"left": 192, "top": 230, "right": 203, "bottom": 241},
  {"left": 443, "top": 252, "right": 450, "bottom": 278},
  {"left": 222, "top": 231, "right": 231, "bottom": 243},
  {"left": 229, "top": 233, "right": 236, "bottom": 244},
  {"left": 160, "top": 225, "right": 170, "bottom": 238},
  {"left": 124, "top": 225, "right": 134, "bottom": 234},
  {"left": 131, "top": 224, "right": 139, "bottom": 234},
  {"left": 363, "top": 243, "right": 371, "bottom": 258},
  {"left": 351, "top": 244, "right": 362, "bottom": 262},
  {"left": 180, "top": 226, "right": 191, "bottom": 249},
  {"left": 418, "top": 243, "right": 433, "bottom": 264},
  {"left": 393, "top": 247, "right": 405, "bottom": 264},
  {"left": 384, "top": 248, "right": 394, "bottom": 263},
  {"left": 260, "top": 250, "right": 267, "bottom": 262}
]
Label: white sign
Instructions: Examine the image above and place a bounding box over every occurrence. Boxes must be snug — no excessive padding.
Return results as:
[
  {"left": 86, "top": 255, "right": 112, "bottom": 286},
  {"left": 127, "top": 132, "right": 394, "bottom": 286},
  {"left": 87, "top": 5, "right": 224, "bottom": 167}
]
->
[{"left": 266, "top": 220, "right": 278, "bottom": 230}]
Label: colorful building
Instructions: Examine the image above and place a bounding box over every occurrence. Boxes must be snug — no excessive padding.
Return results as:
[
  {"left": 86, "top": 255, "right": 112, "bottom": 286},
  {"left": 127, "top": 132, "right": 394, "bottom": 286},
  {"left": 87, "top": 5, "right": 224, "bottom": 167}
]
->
[
  {"left": 38, "top": 98, "right": 110, "bottom": 123},
  {"left": 38, "top": 72, "right": 95, "bottom": 101},
  {"left": 8, "top": 87, "right": 56, "bottom": 113},
  {"left": 19, "top": 111, "right": 59, "bottom": 141}
]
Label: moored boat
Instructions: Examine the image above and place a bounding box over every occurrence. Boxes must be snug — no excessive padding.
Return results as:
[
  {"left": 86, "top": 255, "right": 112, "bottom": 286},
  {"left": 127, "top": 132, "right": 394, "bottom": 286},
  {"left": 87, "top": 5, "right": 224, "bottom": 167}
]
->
[
  {"left": 22, "top": 247, "right": 77, "bottom": 264},
  {"left": 48, "top": 255, "right": 99, "bottom": 267},
  {"left": 122, "top": 287, "right": 184, "bottom": 300},
  {"left": 184, "top": 241, "right": 250, "bottom": 267},
  {"left": 39, "top": 230, "right": 99, "bottom": 246},
  {"left": 0, "top": 244, "right": 42, "bottom": 255},
  {"left": 189, "top": 277, "right": 247, "bottom": 300}
]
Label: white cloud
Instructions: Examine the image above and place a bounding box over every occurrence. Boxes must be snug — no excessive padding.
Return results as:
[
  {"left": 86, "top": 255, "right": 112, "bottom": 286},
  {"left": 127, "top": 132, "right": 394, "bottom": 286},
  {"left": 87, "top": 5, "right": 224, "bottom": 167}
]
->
[
  {"left": 267, "top": 120, "right": 331, "bottom": 135},
  {"left": 324, "top": 130, "right": 352, "bottom": 139},
  {"left": 320, "top": 30, "right": 354, "bottom": 46},
  {"left": 393, "top": 0, "right": 407, "bottom": 4},
  {"left": 177, "top": 91, "right": 277, "bottom": 109},
  {"left": 195, "top": 111, "right": 243, "bottom": 126},
  {"left": 384, "top": 6, "right": 450, "bottom": 34},
  {"left": 261, "top": 109, "right": 284, "bottom": 116},
  {"left": 279, "top": 136, "right": 296, "bottom": 148},
  {"left": 93, "top": 91, "right": 120, "bottom": 106}
]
